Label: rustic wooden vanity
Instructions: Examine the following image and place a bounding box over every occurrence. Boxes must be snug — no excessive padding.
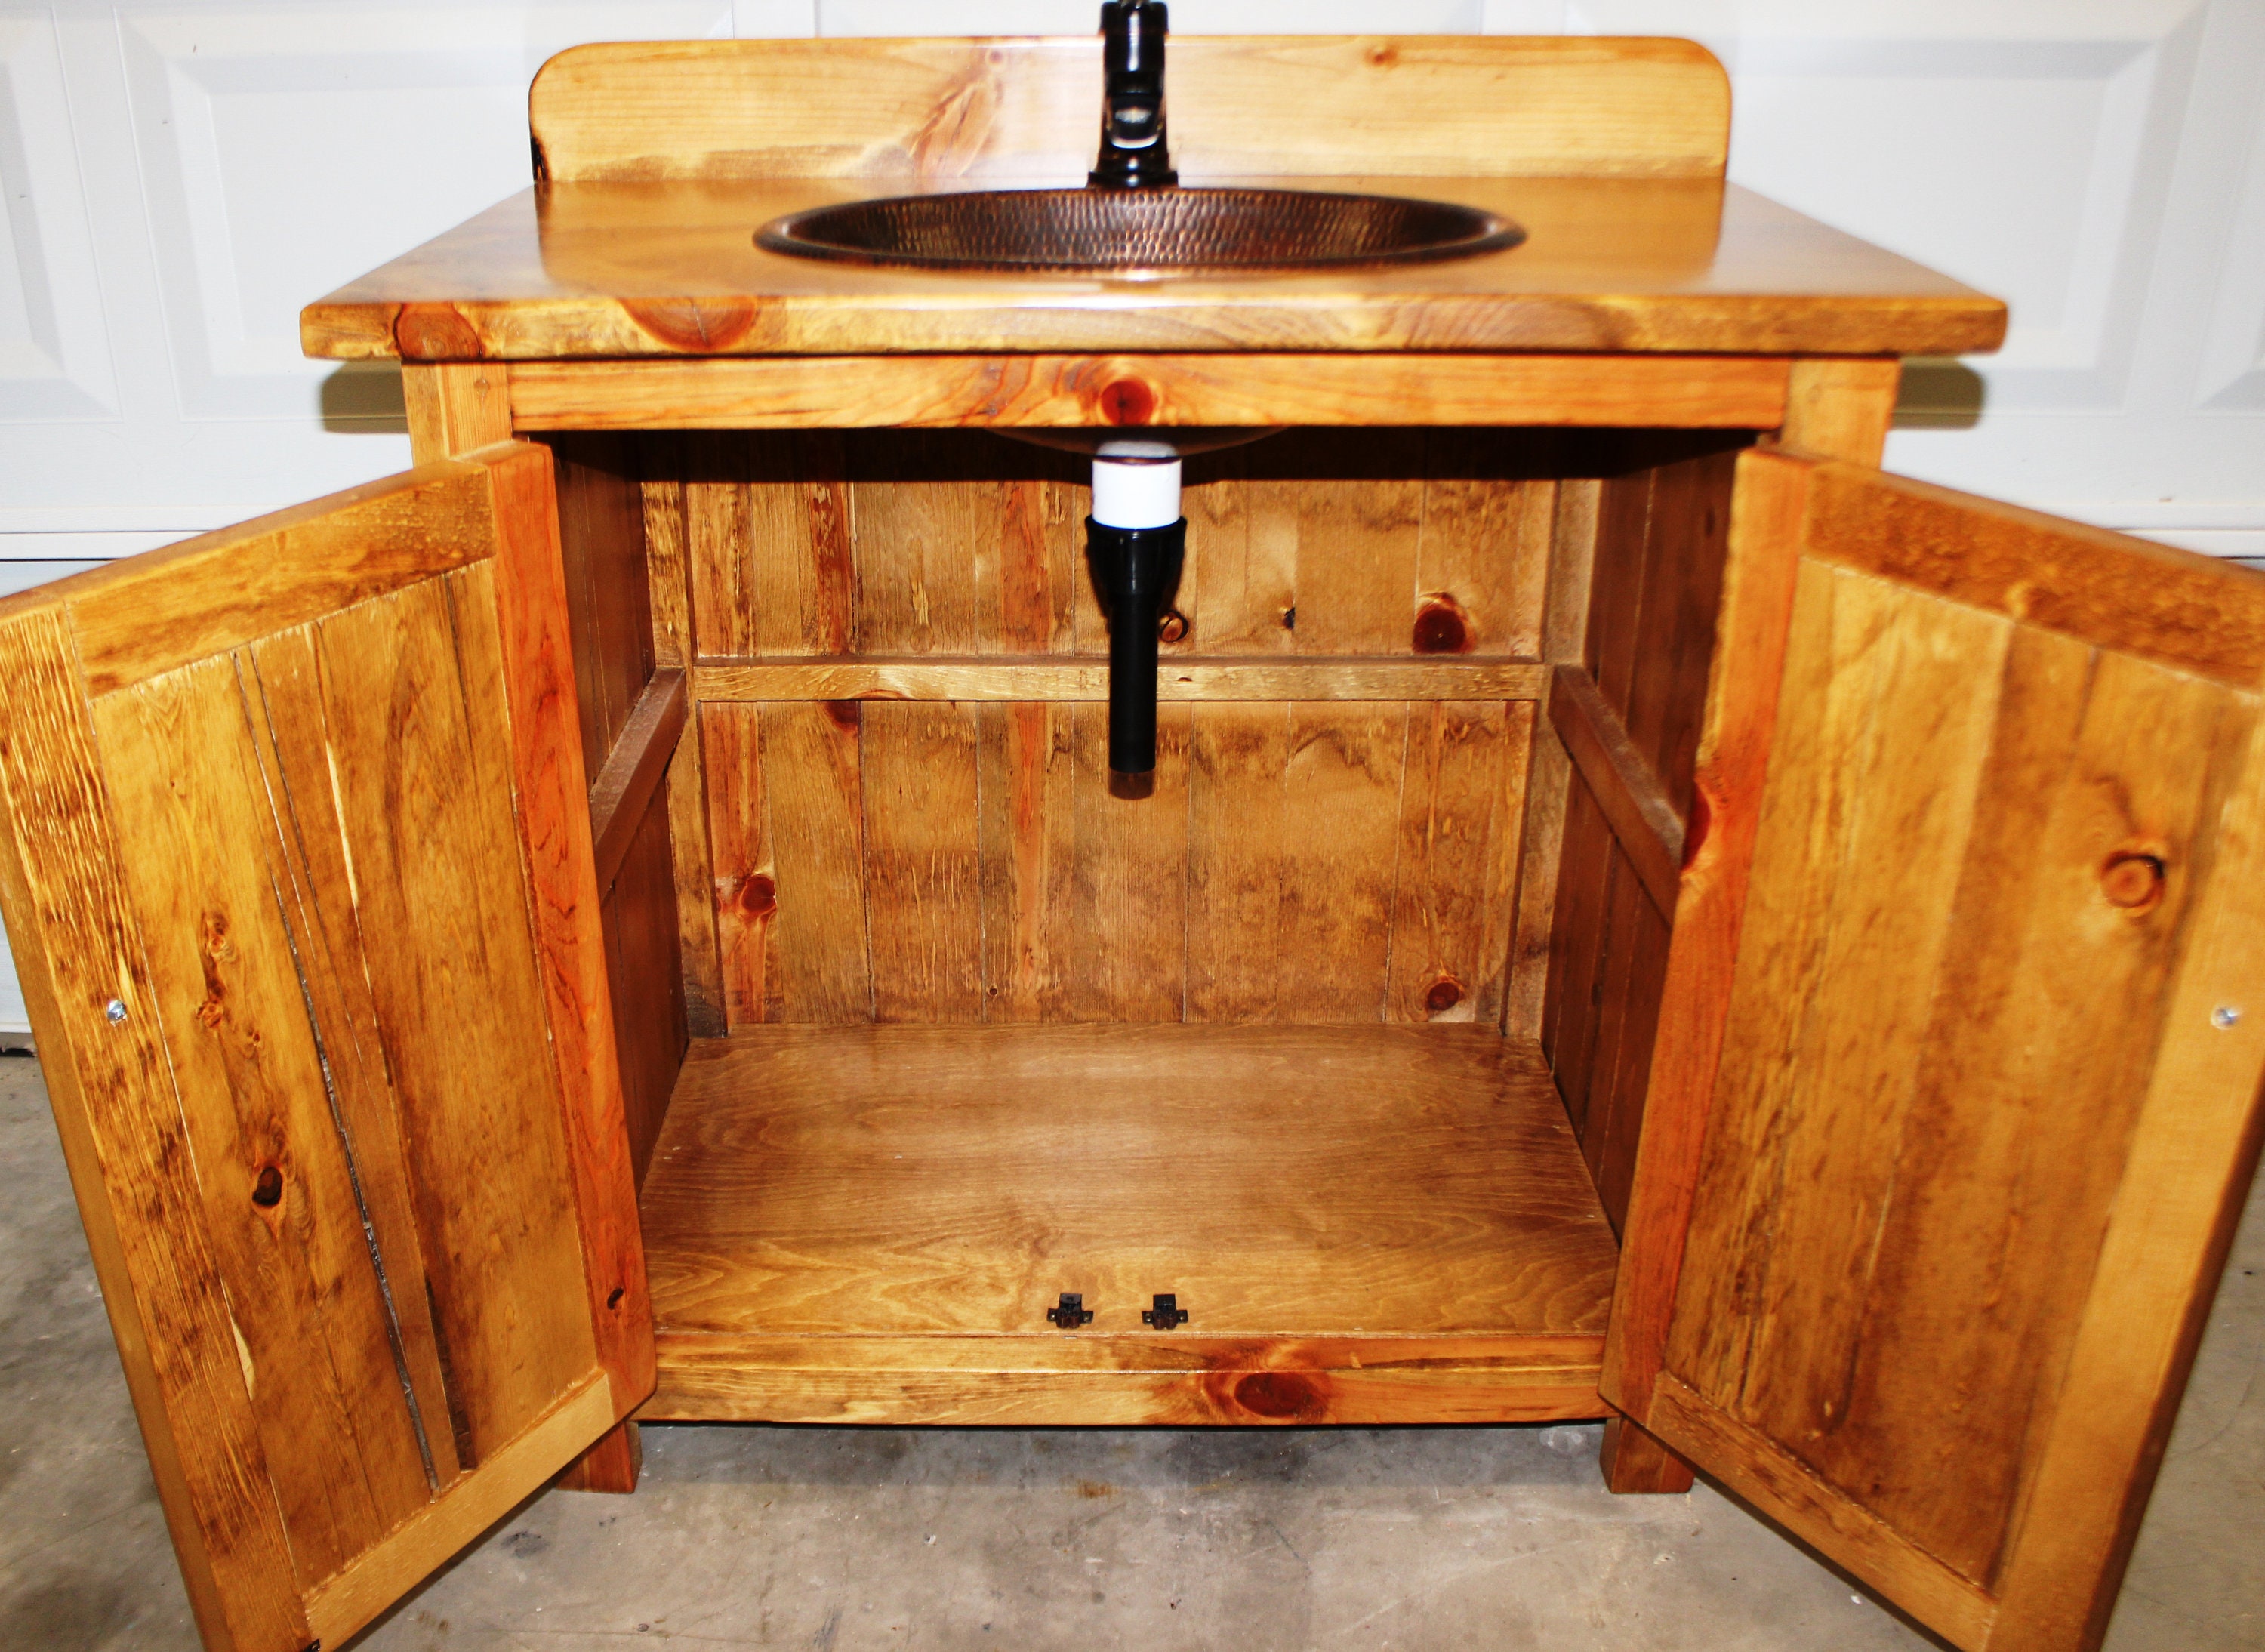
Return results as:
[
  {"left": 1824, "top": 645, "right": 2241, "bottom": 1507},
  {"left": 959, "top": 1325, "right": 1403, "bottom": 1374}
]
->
[{"left": 5, "top": 32, "right": 2262, "bottom": 1652}]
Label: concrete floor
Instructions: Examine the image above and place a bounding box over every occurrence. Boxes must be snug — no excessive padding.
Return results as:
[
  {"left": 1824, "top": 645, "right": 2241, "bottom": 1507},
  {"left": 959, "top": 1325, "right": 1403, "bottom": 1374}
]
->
[{"left": 1, "top": 1053, "right": 2257, "bottom": 1652}]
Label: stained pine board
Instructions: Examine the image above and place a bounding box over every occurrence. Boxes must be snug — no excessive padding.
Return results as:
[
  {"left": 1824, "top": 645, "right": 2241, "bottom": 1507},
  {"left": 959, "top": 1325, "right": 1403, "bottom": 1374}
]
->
[{"left": 639, "top": 1024, "right": 1619, "bottom": 1345}]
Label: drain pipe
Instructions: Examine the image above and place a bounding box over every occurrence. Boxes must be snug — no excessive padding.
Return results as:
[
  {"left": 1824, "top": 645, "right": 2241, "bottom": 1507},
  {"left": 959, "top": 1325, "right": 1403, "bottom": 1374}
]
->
[{"left": 1088, "top": 452, "right": 1185, "bottom": 799}]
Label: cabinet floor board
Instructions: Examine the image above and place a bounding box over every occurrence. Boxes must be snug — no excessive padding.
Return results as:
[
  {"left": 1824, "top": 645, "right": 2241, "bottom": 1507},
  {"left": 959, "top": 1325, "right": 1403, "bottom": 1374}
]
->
[{"left": 639, "top": 1024, "right": 1616, "bottom": 1425}]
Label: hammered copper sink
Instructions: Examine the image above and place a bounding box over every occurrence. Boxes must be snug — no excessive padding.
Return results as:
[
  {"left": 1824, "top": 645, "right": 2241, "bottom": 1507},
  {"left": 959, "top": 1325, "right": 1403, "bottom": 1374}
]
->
[{"left": 757, "top": 185, "right": 1524, "bottom": 274}]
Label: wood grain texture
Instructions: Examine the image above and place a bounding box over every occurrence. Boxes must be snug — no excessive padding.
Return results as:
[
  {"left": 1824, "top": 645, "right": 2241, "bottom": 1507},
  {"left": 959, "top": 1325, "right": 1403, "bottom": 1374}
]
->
[
  {"left": 636, "top": 1023, "right": 1617, "bottom": 1423},
  {"left": 1542, "top": 436, "right": 1738, "bottom": 1224},
  {"left": 587, "top": 670, "right": 686, "bottom": 893},
  {"left": 402, "top": 362, "right": 511, "bottom": 463},
  {"left": 1601, "top": 448, "right": 1809, "bottom": 1421},
  {"left": 553, "top": 1419, "right": 641, "bottom": 1496},
  {"left": 484, "top": 445, "right": 655, "bottom": 1419},
  {"left": 1549, "top": 667, "right": 1682, "bottom": 916},
  {"left": 640, "top": 448, "right": 726, "bottom": 1039},
  {"left": 693, "top": 656, "right": 1548, "bottom": 703},
  {"left": 304, "top": 1373, "right": 614, "bottom": 1650},
  {"left": 1774, "top": 356, "right": 1900, "bottom": 467},
  {"left": 644, "top": 1336, "right": 1605, "bottom": 1426},
  {"left": 707, "top": 701, "right": 1525, "bottom": 1030},
  {"left": 1503, "top": 476, "right": 1599, "bottom": 1041},
  {"left": 1804, "top": 461, "right": 2265, "bottom": 688},
  {"left": 529, "top": 35, "right": 1729, "bottom": 184},
  {"left": 0, "top": 450, "right": 649, "bottom": 1651},
  {"left": 1617, "top": 452, "right": 2265, "bottom": 1652},
  {"left": 543, "top": 433, "right": 655, "bottom": 778},
  {"left": 602, "top": 793, "right": 685, "bottom": 1192},
  {"left": 1600, "top": 1414, "right": 1695, "bottom": 1495},
  {"left": 300, "top": 179, "right": 2005, "bottom": 364},
  {"left": 1650, "top": 1376, "right": 1995, "bottom": 1649},
  {"left": 0, "top": 606, "right": 308, "bottom": 1652},
  {"left": 507, "top": 353, "right": 1792, "bottom": 433}
]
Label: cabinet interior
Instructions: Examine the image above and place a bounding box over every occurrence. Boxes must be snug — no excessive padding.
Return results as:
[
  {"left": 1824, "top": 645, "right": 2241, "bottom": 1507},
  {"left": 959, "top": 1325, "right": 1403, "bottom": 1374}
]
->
[{"left": 545, "top": 425, "right": 1748, "bottom": 1424}]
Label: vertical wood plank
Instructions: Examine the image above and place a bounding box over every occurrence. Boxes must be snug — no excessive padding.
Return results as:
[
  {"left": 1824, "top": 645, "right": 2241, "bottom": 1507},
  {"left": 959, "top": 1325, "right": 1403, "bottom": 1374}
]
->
[
  {"left": 852, "top": 433, "right": 997, "bottom": 655},
  {"left": 1544, "top": 778, "right": 1618, "bottom": 1138},
  {"left": 1068, "top": 701, "right": 1189, "bottom": 1020},
  {"left": 242, "top": 627, "right": 462, "bottom": 1490},
  {"left": 1275, "top": 704, "right": 1408, "bottom": 1021},
  {"left": 1285, "top": 432, "right": 1427, "bottom": 655},
  {"left": 1416, "top": 433, "right": 1553, "bottom": 657},
  {"left": 759, "top": 701, "right": 873, "bottom": 1021},
  {"left": 755, "top": 433, "right": 855, "bottom": 655},
  {"left": 1185, "top": 702, "right": 1290, "bottom": 1022},
  {"left": 987, "top": 453, "right": 1080, "bottom": 655},
  {"left": 1777, "top": 357, "right": 1902, "bottom": 467},
  {"left": 0, "top": 603, "right": 309, "bottom": 1652},
  {"left": 321, "top": 566, "right": 604, "bottom": 1454},
  {"left": 642, "top": 440, "right": 725, "bottom": 1038},
  {"left": 402, "top": 362, "right": 511, "bottom": 466},
  {"left": 1506, "top": 476, "right": 1599, "bottom": 1040},
  {"left": 976, "top": 702, "right": 1075, "bottom": 1022},
  {"left": 701, "top": 701, "right": 772, "bottom": 1029},
  {"left": 480, "top": 445, "right": 653, "bottom": 1417},
  {"left": 1601, "top": 449, "right": 1810, "bottom": 1423},
  {"left": 603, "top": 794, "right": 686, "bottom": 1185},
  {"left": 1182, "top": 447, "right": 1297, "bottom": 655},
  {"left": 1387, "top": 700, "right": 1527, "bottom": 1024},
  {"left": 94, "top": 658, "right": 436, "bottom": 1586},
  {"left": 863, "top": 700, "right": 985, "bottom": 1022},
  {"left": 685, "top": 432, "right": 753, "bottom": 658}
]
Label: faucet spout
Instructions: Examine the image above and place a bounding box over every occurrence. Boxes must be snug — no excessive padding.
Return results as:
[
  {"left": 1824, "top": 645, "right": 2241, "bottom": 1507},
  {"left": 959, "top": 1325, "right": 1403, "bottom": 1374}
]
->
[{"left": 1089, "top": 0, "right": 1177, "bottom": 190}]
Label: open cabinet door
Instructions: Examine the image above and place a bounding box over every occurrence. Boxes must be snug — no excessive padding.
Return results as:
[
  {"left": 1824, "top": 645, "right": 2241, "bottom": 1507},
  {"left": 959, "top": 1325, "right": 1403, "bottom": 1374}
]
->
[
  {"left": 0, "top": 443, "right": 652, "bottom": 1652},
  {"left": 1604, "top": 451, "right": 2265, "bottom": 1652}
]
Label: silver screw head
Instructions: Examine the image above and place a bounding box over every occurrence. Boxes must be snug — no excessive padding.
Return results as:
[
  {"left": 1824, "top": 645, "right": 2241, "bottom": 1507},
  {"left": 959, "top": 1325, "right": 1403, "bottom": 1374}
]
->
[
  {"left": 2213, "top": 1004, "right": 2242, "bottom": 1030},
  {"left": 103, "top": 998, "right": 128, "bottom": 1024}
]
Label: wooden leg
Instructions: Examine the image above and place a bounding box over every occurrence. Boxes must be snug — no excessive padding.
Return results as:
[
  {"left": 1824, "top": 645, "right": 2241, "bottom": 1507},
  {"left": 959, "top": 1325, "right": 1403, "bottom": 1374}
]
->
[
  {"left": 556, "top": 1420, "right": 643, "bottom": 1493},
  {"left": 1601, "top": 1414, "right": 1696, "bottom": 1494}
]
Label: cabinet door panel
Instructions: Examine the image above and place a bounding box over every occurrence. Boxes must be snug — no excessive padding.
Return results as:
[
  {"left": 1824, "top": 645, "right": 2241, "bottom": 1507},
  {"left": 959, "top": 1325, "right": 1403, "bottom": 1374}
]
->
[
  {"left": 0, "top": 445, "right": 651, "bottom": 1652},
  {"left": 1607, "top": 452, "right": 2265, "bottom": 1652}
]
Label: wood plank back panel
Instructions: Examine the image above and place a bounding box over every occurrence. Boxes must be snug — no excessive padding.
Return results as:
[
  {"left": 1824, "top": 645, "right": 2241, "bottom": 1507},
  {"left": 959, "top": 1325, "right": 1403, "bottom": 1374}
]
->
[
  {"left": 673, "top": 428, "right": 1564, "bottom": 1031},
  {"left": 677, "top": 429, "right": 1554, "bottom": 661},
  {"left": 0, "top": 450, "right": 646, "bottom": 1650},
  {"left": 532, "top": 36, "right": 1729, "bottom": 184},
  {"left": 1611, "top": 454, "right": 2265, "bottom": 1652},
  {"left": 703, "top": 699, "right": 1527, "bottom": 1028}
]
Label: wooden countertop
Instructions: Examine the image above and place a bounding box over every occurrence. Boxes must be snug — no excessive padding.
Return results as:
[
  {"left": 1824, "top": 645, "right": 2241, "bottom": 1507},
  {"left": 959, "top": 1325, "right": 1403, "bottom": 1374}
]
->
[{"left": 300, "top": 175, "right": 2006, "bottom": 364}]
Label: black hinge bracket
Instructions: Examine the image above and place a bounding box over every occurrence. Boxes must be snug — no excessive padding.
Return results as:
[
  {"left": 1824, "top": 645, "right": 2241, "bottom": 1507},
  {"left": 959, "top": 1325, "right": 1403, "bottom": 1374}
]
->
[
  {"left": 1046, "top": 1292, "right": 1094, "bottom": 1328},
  {"left": 1142, "top": 1293, "right": 1188, "bottom": 1330}
]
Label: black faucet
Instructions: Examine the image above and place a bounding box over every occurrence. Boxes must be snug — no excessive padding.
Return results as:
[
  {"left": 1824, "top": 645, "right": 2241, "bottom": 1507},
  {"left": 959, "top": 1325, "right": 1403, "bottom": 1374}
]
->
[{"left": 1089, "top": 0, "right": 1177, "bottom": 189}]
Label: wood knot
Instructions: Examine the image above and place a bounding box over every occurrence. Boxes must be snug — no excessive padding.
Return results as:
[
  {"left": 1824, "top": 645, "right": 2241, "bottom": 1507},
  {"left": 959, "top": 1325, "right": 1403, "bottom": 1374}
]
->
[
  {"left": 623, "top": 297, "right": 761, "bottom": 353},
  {"left": 1225, "top": 1370, "right": 1329, "bottom": 1422},
  {"left": 1412, "top": 594, "right": 1471, "bottom": 654},
  {"left": 251, "top": 1165, "right": 284, "bottom": 1209},
  {"left": 738, "top": 874, "right": 778, "bottom": 920},
  {"left": 1157, "top": 608, "right": 1189, "bottom": 644},
  {"left": 1098, "top": 378, "right": 1157, "bottom": 425},
  {"left": 824, "top": 699, "right": 862, "bottom": 732},
  {"left": 1423, "top": 975, "right": 1465, "bottom": 1016},
  {"left": 2100, "top": 849, "right": 2167, "bottom": 913},
  {"left": 391, "top": 303, "right": 485, "bottom": 362},
  {"left": 1367, "top": 43, "right": 1400, "bottom": 66}
]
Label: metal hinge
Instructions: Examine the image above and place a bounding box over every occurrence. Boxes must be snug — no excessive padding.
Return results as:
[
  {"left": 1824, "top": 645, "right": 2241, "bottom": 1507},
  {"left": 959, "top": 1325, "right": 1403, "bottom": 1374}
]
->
[
  {"left": 1046, "top": 1292, "right": 1094, "bottom": 1328},
  {"left": 1142, "top": 1293, "right": 1188, "bottom": 1330}
]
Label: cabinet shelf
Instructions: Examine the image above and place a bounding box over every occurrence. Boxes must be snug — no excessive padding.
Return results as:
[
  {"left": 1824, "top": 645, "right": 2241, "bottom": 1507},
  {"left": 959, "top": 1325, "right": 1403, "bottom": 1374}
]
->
[{"left": 637, "top": 1023, "right": 1618, "bottom": 1425}]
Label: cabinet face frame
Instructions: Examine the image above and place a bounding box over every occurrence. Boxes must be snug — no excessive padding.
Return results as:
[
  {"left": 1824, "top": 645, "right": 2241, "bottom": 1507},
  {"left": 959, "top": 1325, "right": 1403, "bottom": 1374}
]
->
[
  {"left": 1606, "top": 445, "right": 2265, "bottom": 1652},
  {"left": 0, "top": 442, "right": 652, "bottom": 1652}
]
